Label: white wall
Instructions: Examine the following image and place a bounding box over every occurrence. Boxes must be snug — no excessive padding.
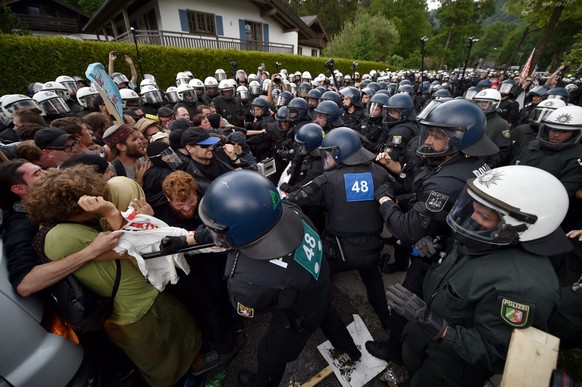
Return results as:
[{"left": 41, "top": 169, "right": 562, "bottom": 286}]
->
[
  {"left": 298, "top": 45, "right": 320, "bottom": 57},
  {"left": 156, "top": 0, "right": 298, "bottom": 52}
]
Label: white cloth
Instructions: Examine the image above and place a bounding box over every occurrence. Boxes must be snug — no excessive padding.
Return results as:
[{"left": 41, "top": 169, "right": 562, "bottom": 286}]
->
[{"left": 113, "top": 211, "right": 190, "bottom": 291}]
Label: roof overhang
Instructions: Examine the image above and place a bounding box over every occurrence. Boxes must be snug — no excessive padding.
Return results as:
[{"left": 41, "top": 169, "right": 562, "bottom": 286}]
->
[
  {"left": 249, "top": 0, "right": 313, "bottom": 39},
  {"left": 83, "top": 0, "right": 134, "bottom": 33}
]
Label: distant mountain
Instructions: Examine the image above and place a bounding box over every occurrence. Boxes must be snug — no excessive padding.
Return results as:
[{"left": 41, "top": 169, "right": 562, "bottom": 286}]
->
[{"left": 482, "top": 0, "right": 520, "bottom": 25}]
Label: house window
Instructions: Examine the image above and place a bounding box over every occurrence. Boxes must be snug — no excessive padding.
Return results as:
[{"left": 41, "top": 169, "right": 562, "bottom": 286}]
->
[
  {"left": 187, "top": 10, "right": 216, "bottom": 35},
  {"left": 27, "top": 6, "right": 42, "bottom": 16},
  {"left": 298, "top": 46, "right": 303, "bottom": 55},
  {"left": 311, "top": 49, "right": 319, "bottom": 57},
  {"left": 244, "top": 20, "right": 263, "bottom": 50}
]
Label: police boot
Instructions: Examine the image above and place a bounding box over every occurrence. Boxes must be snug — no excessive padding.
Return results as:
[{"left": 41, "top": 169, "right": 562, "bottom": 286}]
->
[
  {"left": 237, "top": 370, "right": 257, "bottom": 387},
  {"left": 365, "top": 340, "right": 403, "bottom": 364}
]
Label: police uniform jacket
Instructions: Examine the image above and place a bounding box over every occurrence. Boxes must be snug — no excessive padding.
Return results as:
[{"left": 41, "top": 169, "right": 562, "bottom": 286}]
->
[
  {"left": 484, "top": 113, "right": 511, "bottom": 168},
  {"left": 360, "top": 116, "right": 385, "bottom": 149},
  {"left": 225, "top": 206, "right": 333, "bottom": 326},
  {"left": 374, "top": 121, "right": 418, "bottom": 161},
  {"left": 512, "top": 140, "right": 582, "bottom": 198},
  {"left": 297, "top": 163, "right": 389, "bottom": 237},
  {"left": 342, "top": 107, "right": 365, "bottom": 131},
  {"left": 381, "top": 153, "right": 491, "bottom": 247},
  {"left": 498, "top": 98, "right": 520, "bottom": 128},
  {"left": 211, "top": 96, "right": 246, "bottom": 127},
  {"left": 404, "top": 243, "right": 559, "bottom": 375}
]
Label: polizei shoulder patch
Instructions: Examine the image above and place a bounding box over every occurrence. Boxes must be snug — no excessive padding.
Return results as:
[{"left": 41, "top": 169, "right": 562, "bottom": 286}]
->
[{"left": 500, "top": 298, "right": 530, "bottom": 327}]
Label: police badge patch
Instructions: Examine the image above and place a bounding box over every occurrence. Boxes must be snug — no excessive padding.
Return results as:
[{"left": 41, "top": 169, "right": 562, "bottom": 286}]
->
[
  {"left": 237, "top": 302, "right": 255, "bottom": 318},
  {"left": 392, "top": 136, "right": 402, "bottom": 145},
  {"left": 500, "top": 298, "right": 530, "bottom": 327},
  {"left": 425, "top": 191, "right": 449, "bottom": 212},
  {"left": 502, "top": 129, "right": 511, "bottom": 139}
]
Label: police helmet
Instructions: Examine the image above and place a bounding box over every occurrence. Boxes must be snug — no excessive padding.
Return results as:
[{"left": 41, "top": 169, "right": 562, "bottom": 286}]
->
[
  {"left": 32, "top": 91, "right": 70, "bottom": 116},
  {"left": 366, "top": 93, "right": 390, "bottom": 118},
  {"left": 529, "top": 98, "right": 566, "bottom": 128},
  {"left": 546, "top": 87, "right": 570, "bottom": 103},
  {"left": 199, "top": 170, "right": 304, "bottom": 260},
  {"left": 382, "top": 93, "right": 414, "bottom": 127},
  {"left": 314, "top": 100, "right": 341, "bottom": 127},
  {"left": 537, "top": 105, "right": 582, "bottom": 151},
  {"left": 339, "top": 86, "right": 362, "bottom": 108},
  {"left": 320, "top": 91, "right": 342, "bottom": 109},
  {"left": 416, "top": 99, "right": 498, "bottom": 158},
  {"left": 320, "top": 127, "right": 374, "bottom": 170},
  {"left": 276, "top": 91, "right": 294, "bottom": 107},
  {"left": 287, "top": 97, "right": 309, "bottom": 123},
  {"left": 473, "top": 88, "right": 501, "bottom": 114},
  {"left": 250, "top": 97, "right": 269, "bottom": 116},
  {"left": 295, "top": 123, "right": 324, "bottom": 155},
  {"left": 447, "top": 165, "right": 569, "bottom": 253}
]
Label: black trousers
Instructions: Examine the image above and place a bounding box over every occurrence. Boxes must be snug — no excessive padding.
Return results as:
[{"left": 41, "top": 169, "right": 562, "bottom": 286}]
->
[
  {"left": 255, "top": 301, "right": 358, "bottom": 386},
  {"left": 329, "top": 235, "right": 391, "bottom": 328},
  {"left": 166, "top": 253, "right": 234, "bottom": 354}
]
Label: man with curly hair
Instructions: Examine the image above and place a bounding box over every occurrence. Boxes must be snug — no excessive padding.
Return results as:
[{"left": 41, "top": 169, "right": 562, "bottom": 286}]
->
[{"left": 24, "top": 165, "right": 208, "bottom": 386}]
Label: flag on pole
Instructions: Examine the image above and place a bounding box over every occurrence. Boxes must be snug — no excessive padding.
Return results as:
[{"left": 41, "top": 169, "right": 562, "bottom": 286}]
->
[{"left": 520, "top": 48, "right": 535, "bottom": 80}]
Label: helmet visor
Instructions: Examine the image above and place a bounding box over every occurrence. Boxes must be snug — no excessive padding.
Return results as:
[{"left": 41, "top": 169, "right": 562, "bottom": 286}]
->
[
  {"left": 463, "top": 89, "right": 478, "bottom": 100},
  {"left": 474, "top": 99, "right": 497, "bottom": 114},
  {"left": 180, "top": 90, "right": 197, "bottom": 102},
  {"left": 39, "top": 97, "right": 70, "bottom": 115},
  {"left": 61, "top": 81, "right": 78, "bottom": 97},
  {"left": 165, "top": 91, "right": 180, "bottom": 103},
  {"left": 366, "top": 101, "right": 384, "bottom": 118},
  {"left": 249, "top": 85, "right": 261, "bottom": 95},
  {"left": 416, "top": 125, "right": 460, "bottom": 158},
  {"left": 530, "top": 106, "right": 555, "bottom": 126},
  {"left": 4, "top": 99, "right": 41, "bottom": 116},
  {"left": 276, "top": 95, "right": 290, "bottom": 107},
  {"left": 320, "top": 146, "right": 339, "bottom": 170},
  {"left": 237, "top": 89, "right": 249, "bottom": 101},
  {"left": 149, "top": 147, "right": 183, "bottom": 170},
  {"left": 446, "top": 187, "right": 527, "bottom": 245},
  {"left": 498, "top": 83, "right": 513, "bottom": 95},
  {"left": 143, "top": 90, "right": 163, "bottom": 104},
  {"left": 215, "top": 72, "right": 226, "bottom": 82}
]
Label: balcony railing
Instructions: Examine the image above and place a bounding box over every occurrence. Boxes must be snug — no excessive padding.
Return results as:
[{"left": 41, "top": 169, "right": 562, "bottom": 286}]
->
[{"left": 112, "top": 30, "right": 294, "bottom": 54}]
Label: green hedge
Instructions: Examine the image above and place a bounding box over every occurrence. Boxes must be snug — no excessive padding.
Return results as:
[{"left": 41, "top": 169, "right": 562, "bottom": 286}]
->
[{"left": 0, "top": 34, "right": 390, "bottom": 95}]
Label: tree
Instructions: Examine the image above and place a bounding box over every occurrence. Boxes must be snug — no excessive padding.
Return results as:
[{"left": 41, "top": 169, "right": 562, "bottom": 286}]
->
[
  {"left": 323, "top": 8, "right": 400, "bottom": 62},
  {"left": 62, "top": 0, "right": 105, "bottom": 14},
  {"left": 0, "top": 6, "right": 30, "bottom": 34},
  {"left": 504, "top": 0, "right": 582, "bottom": 70},
  {"left": 366, "top": 0, "right": 432, "bottom": 64},
  {"left": 471, "top": 21, "right": 520, "bottom": 67},
  {"left": 431, "top": 0, "right": 495, "bottom": 69}
]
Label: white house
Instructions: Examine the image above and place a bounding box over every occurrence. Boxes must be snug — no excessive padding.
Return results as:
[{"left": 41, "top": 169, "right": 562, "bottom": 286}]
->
[{"left": 83, "top": 0, "right": 325, "bottom": 56}]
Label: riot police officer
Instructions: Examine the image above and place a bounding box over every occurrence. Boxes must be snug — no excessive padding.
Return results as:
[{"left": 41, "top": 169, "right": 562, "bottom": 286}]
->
[
  {"left": 340, "top": 86, "right": 365, "bottom": 130},
  {"left": 390, "top": 165, "right": 568, "bottom": 387},
  {"left": 473, "top": 88, "right": 512, "bottom": 167},
  {"left": 367, "top": 99, "right": 498, "bottom": 362},
  {"left": 373, "top": 94, "right": 418, "bottom": 164},
  {"left": 288, "top": 127, "right": 392, "bottom": 329},
  {"left": 360, "top": 93, "right": 389, "bottom": 149},
  {"left": 196, "top": 170, "right": 362, "bottom": 387}
]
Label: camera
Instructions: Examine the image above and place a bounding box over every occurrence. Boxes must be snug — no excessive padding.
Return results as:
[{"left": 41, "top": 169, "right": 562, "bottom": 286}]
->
[
  {"left": 113, "top": 52, "right": 120, "bottom": 57},
  {"left": 324, "top": 58, "right": 335, "bottom": 70},
  {"left": 231, "top": 58, "right": 238, "bottom": 69},
  {"left": 275, "top": 62, "right": 281, "bottom": 67},
  {"left": 352, "top": 62, "right": 358, "bottom": 69}
]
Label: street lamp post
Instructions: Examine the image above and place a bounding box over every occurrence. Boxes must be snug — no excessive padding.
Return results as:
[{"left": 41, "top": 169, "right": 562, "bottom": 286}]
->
[
  {"left": 460, "top": 36, "right": 479, "bottom": 96},
  {"left": 130, "top": 27, "right": 145, "bottom": 81},
  {"left": 420, "top": 36, "right": 429, "bottom": 86}
]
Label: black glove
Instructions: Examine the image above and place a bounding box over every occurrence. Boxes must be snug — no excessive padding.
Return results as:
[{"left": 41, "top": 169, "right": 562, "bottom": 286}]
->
[
  {"left": 413, "top": 236, "right": 442, "bottom": 258},
  {"left": 374, "top": 182, "right": 396, "bottom": 202},
  {"left": 386, "top": 283, "right": 447, "bottom": 340},
  {"left": 159, "top": 236, "right": 189, "bottom": 256},
  {"left": 279, "top": 182, "right": 291, "bottom": 192}
]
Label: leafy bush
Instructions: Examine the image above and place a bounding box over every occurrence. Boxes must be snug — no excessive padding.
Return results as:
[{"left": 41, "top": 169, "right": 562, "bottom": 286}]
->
[{"left": 0, "top": 34, "right": 391, "bottom": 95}]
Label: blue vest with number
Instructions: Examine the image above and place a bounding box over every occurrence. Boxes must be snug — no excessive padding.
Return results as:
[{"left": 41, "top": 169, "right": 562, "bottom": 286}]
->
[{"left": 323, "top": 163, "right": 386, "bottom": 236}]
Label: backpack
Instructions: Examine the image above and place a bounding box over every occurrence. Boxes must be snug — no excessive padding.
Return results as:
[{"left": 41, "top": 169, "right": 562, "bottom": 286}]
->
[{"left": 33, "top": 223, "right": 121, "bottom": 333}]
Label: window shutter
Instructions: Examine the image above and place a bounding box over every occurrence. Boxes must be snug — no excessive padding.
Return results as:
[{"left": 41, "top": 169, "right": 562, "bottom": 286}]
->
[
  {"left": 179, "top": 9, "right": 189, "bottom": 32},
  {"left": 216, "top": 15, "right": 223, "bottom": 36},
  {"left": 263, "top": 23, "right": 269, "bottom": 44}
]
